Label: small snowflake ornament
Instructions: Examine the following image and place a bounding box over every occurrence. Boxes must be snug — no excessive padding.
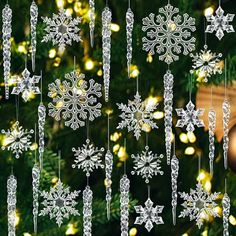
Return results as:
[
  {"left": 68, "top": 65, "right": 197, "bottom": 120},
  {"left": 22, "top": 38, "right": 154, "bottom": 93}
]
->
[
  {"left": 142, "top": 4, "right": 196, "bottom": 64},
  {"left": 205, "top": 6, "right": 235, "bottom": 40},
  {"left": 72, "top": 139, "right": 104, "bottom": 177},
  {"left": 131, "top": 146, "right": 164, "bottom": 183},
  {"left": 190, "top": 45, "right": 222, "bottom": 82},
  {"left": 179, "top": 182, "right": 220, "bottom": 228},
  {"left": 12, "top": 68, "right": 41, "bottom": 102},
  {"left": 1, "top": 121, "right": 34, "bottom": 158},
  {"left": 176, "top": 100, "right": 205, "bottom": 133},
  {"left": 134, "top": 197, "right": 164, "bottom": 232},
  {"left": 117, "top": 91, "right": 158, "bottom": 140},
  {"left": 39, "top": 179, "right": 80, "bottom": 227},
  {"left": 48, "top": 70, "right": 102, "bottom": 130},
  {"left": 42, "top": 9, "right": 82, "bottom": 50}
]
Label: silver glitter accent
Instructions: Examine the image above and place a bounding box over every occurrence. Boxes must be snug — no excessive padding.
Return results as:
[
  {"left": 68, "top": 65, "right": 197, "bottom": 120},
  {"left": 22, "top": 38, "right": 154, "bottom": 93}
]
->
[
  {"left": 83, "top": 186, "right": 93, "bottom": 236},
  {"left": 223, "top": 192, "right": 230, "bottom": 236},
  {"left": 102, "top": 7, "right": 112, "bottom": 102},
  {"left": 89, "top": 0, "right": 95, "bottom": 47},
  {"left": 2, "top": 4, "right": 12, "bottom": 99}
]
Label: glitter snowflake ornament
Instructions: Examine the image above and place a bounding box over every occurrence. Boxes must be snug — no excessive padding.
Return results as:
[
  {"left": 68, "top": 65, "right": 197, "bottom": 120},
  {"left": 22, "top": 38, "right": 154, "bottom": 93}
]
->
[
  {"left": 48, "top": 71, "right": 102, "bottom": 130},
  {"left": 134, "top": 197, "right": 164, "bottom": 232},
  {"left": 42, "top": 9, "right": 82, "bottom": 50},
  {"left": 176, "top": 100, "right": 205, "bottom": 133},
  {"left": 205, "top": 5, "right": 235, "bottom": 40},
  {"left": 39, "top": 179, "right": 80, "bottom": 227},
  {"left": 131, "top": 146, "right": 164, "bottom": 184},
  {"left": 117, "top": 91, "right": 158, "bottom": 140},
  {"left": 179, "top": 182, "right": 220, "bottom": 228},
  {"left": 72, "top": 139, "right": 104, "bottom": 177},
  {"left": 1, "top": 121, "right": 34, "bottom": 159},
  {"left": 11, "top": 68, "right": 41, "bottom": 102},
  {"left": 190, "top": 45, "right": 222, "bottom": 82},
  {"left": 142, "top": 4, "right": 196, "bottom": 64}
]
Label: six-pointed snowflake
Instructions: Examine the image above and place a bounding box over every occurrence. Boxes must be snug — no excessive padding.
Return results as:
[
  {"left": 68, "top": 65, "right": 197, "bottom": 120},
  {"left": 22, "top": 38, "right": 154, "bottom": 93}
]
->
[
  {"left": 131, "top": 146, "right": 164, "bottom": 183},
  {"left": 176, "top": 100, "right": 205, "bottom": 133},
  {"left": 134, "top": 197, "right": 164, "bottom": 232},
  {"left": 117, "top": 91, "right": 158, "bottom": 140},
  {"left": 42, "top": 9, "right": 82, "bottom": 50},
  {"left": 48, "top": 70, "right": 102, "bottom": 130},
  {"left": 72, "top": 139, "right": 104, "bottom": 177},
  {"left": 205, "top": 6, "right": 235, "bottom": 40},
  {"left": 39, "top": 179, "right": 80, "bottom": 227},
  {"left": 11, "top": 68, "right": 41, "bottom": 102},
  {"left": 179, "top": 182, "right": 220, "bottom": 228},
  {"left": 142, "top": 4, "right": 196, "bottom": 64},
  {"left": 190, "top": 45, "right": 222, "bottom": 82},
  {"left": 1, "top": 121, "right": 34, "bottom": 158}
]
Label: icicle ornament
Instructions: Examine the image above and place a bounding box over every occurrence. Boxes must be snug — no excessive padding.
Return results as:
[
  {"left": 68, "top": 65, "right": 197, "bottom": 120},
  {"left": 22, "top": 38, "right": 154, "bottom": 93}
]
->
[
  {"left": 208, "top": 108, "right": 216, "bottom": 175},
  {"left": 89, "top": 0, "right": 95, "bottom": 47},
  {"left": 223, "top": 192, "right": 230, "bottom": 236},
  {"left": 102, "top": 6, "right": 112, "bottom": 102},
  {"left": 2, "top": 4, "right": 12, "bottom": 99},
  {"left": 32, "top": 164, "right": 40, "bottom": 234},
  {"left": 126, "top": 5, "right": 134, "bottom": 77},
  {"left": 164, "top": 71, "right": 174, "bottom": 164},
  {"left": 30, "top": 0, "right": 38, "bottom": 71},
  {"left": 83, "top": 185, "right": 93, "bottom": 236},
  {"left": 223, "top": 99, "right": 230, "bottom": 169},
  {"left": 7, "top": 174, "right": 17, "bottom": 236},
  {"left": 120, "top": 174, "right": 130, "bottom": 236}
]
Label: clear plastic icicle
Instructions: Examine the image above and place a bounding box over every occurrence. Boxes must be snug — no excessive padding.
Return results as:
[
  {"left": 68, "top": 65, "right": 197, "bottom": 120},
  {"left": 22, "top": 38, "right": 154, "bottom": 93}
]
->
[
  {"left": 223, "top": 179, "right": 230, "bottom": 236},
  {"left": 89, "top": 0, "right": 95, "bottom": 47}
]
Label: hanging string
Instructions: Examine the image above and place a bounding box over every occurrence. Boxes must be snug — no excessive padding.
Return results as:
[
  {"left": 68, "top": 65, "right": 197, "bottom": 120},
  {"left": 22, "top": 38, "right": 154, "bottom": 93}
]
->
[
  {"left": 74, "top": 56, "right": 76, "bottom": 71},
  {"left": 211, "top": 86, "right": 213, "bottom": 108},
  {"left": 87, "top": 176, "right": 89, "bottom": 186},
  {"left": 146, "top": 132, "right": 148, "bottom": 147},
  {"left": 189, "top": 75, "right": 192, "bottom": 101},
  {"left": 173, "top": 134, "right": 176, "bottom": 154},
  {"left": 147, "top": 185, "right": 150, "bottom": 198},
  {"left": 225, "top": 178, "right": 227, "bottom": 193},
  {"left": 224, "top": 59, "right": 227, "bottom": 99},
  {"left": 25, "top": 55, "right": 27, "bottom": 68},
  {"left": 136, "top": 76, "right": 139, "bottom": 93},
  {"left": 128, "top": 0, "right": 130, "bottom": 8},
  {"left": 15, "top": 95, "right": 19, "bottom": 122},
  {"left": 86, "top": 119, "right": 90, "bottom": 140},
  {"left": 219, "top": 0, "right": 221, "bottom": 6},
  {"left": 107, "top": 113, "right": 110, "bottom": 150},
  {"left": 40, "top": 71, "right": 43, "bottom": 103},
  {"left": 168, "top": 0, "right": 170, "bottom": 4},
  {"left": 168, "top": 64, "right": 170, "bottom": 71},
  {"left": 34, "top": 123, "right": 37, "bottom": 163},
  {"left": 106, "top": 0, "right": 108, "bottom": 7},
  {"left": 124, "top": 138, "right": 127, "bottom": 175},
  {"left": 204, "top": 18, "right": 207, "bottom": 46},
  {"left": 198, "top": 154, "right": 201, "bottom": 182},
  {"left": 58, "top": 150, "right": 61, "bottom": 180}
]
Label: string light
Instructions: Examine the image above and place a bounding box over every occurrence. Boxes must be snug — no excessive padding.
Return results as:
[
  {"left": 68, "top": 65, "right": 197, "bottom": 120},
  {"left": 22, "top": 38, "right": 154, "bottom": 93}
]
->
[
  {"left": 187, "top": 132, "right": 196, "bottom": 143},
  {"left": 201, "top": 229, "right": 208, "bottom": 236},
  {"left": 184, "top": 146, "right": 195, "bottom": 155},
  {"left": 53, "top": 57, "right": 61, "bottom": 67},
  {"left": 129, "top": 65, "right": 140, "bottom": 78},
  {"left": 110, "top": 132, "right": 122, "bottom": 142},
  {"left": 229, "top": 215, "right": 236, "bottom": 225},
  {"left": 204, "top": 6, "right": 214, "bottom": 17},
  {"left": 65, "top": 223, "right": 78, "bottom": 235},
  {"left": 23, "top": 233, "right": 32, "bottom": 236},
  {"left": 179, "top": 133, "right": 188, "bottom": 143},
  {"left": 97, "top": 69, "right": 103, "bottom": 76},
  {"left": 15, "top": 210, "right": 20, "bottom": 226},
  {"left": 111, "top": 23, "right": 120, "bottom": 32},
  {"left": 129, "top": 228, "right": 138, "bottom": 236},
  {"left": 85, "top": 59, "right": 95, "bottom": 70},
  {"left": 49, "top": 49, "right": 57, "bottom": 59},
  {"left": 117, "top": 146, "right": 128, "bottom": 161},
  {"left": 153, "top": 111, "right": 164, "bottom": 119},
  {"left": 146, "top": 53, "right": 153, "bottom": 63},
  {"left": 56, "top": 0, "right": 65, "bottom": 9},
  {"left": 113, "top": 144, "right": 120, "bottom": 154}
]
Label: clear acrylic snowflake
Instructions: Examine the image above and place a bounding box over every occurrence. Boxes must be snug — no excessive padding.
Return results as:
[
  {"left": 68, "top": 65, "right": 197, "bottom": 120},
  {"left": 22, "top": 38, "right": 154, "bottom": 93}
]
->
[
  {"left": 1, "top": 121, "right": 34, "bottom": 159},
  {"left": 179, "top": 182, "right": 220, "bottom": 228},
  {"left": 142, "top": 4, "right": 196, "bottom": 64},
  {"left": 42, "top": 9, "right": 82, "bottom": 50},
  {"left": 72, "top": 139, "right": 104, "bottom": 177},
  {"left": 205, "top": 6, "right": 235, "bottom": 40},
  {"left": 176, "top": 100, "right": 205, "bottom": 133},
  {"left": 190, "top": 45, "right": 222, "bottom": 82},
  {"left": 11, "top": 68, "right": 41, "bottom": 102},
  {"left": 134, "top": 197, "right": 164, "bottom": 232},
  {"left": 48, "top": 70, "right": 102, "bottom": 130},
  {"left": 39, "top": 179, "right": 80, "bottom": 227},
  {"left": 117, "top": 91, "right": 158, "bottom": 140},
  {"left": 131, "top": 146, "right": 164, "bottom": 183}
]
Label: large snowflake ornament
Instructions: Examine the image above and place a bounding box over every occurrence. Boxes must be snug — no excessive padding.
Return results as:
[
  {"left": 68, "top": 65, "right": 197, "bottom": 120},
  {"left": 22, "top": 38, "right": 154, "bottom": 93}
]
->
[
  {"left": 131, "top": 146, "right": 164, "bottom": 183},
  {"left": 72, "top": 139, "right": 104, "bottom": 177},
  {"left": 142, "top": 4, "right": 196, "bottom": 64},
  {"left": 134, "top": 197, "right": 164, "bottom": 232},
  {"left": 11, "top": 68, "right": 41, "bottom": 102},
  {"left": 117, "top": 91, "right": 158, "bottom": 140},
  {"left": 190, "top": 45, "right": 222, "bottom": 82},
  {"left": 42, "top": 9, "right": 82, "bottom": 50},
  {"left": 39, "top": 179, "right": 80, "bottom": 227},
  {"left": 48, "top": 70, "right": 102, "bottom": 130},
  {"left": 176, "top": 100, "right": 205, "bottom": 133},
  {"left": 205, "top": 6, "right": 235, "bottom": 40},
  {"left": 1, "top": 121, "right": 34, "bottom": 159},
  {"left": 179, "top": 183, "right": 220, "bottom": 228}
]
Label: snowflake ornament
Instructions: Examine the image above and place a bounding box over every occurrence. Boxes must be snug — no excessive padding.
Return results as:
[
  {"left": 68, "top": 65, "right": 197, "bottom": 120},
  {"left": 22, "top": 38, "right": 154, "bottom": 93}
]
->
[
  {"left": 176, "top": 100, "right": 205, "bottom": 133},
  {"left": 205, "top": 6, "right": 235, "bottom": 40},
  {"left": 142, "top": 4, "right": 196, "bottom": 64},
  {"left": 179, "top": 182, "right": 220, "bottom": 228},
  {"left": 42, "top": 9, "right": 82, "bottom": 50},
  {"left": 131, "top": 146, "right": 164, "bottom": 183},
  {"left": 134, "top": 197, "right": 164, "bottom": 232},
  {"left": 48, "top": 70, "right": 102, "bottom": 130},
  {"left": 190, "top": 45, "right": 222, "bottom": 82},
  {"left": 72, "top": 139, "right": 104, "bottom": 177},
  {"left": 11, "top": 68, "right": 41, "bottom": 102},
  {"left": 1, "top": 121, "right": 34, "bottom": 158},
  {"left": 39, "top": 179, "right": 80, "bottom": 227},
  {"left": 117, "top": 91, "right": 158, "bottom": 140}
]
